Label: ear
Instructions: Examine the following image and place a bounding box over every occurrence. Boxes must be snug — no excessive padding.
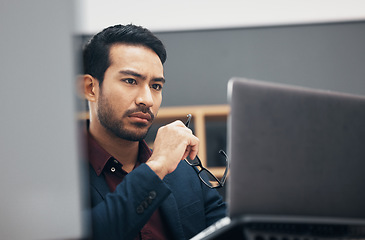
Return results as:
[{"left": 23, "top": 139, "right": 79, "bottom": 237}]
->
[{"left": 81, "top": 74, "right": 99, "bottom": 102}]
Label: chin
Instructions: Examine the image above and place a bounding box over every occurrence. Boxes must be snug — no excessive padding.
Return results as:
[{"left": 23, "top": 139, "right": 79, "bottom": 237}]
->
[{"left": 121, "top": 126, "right": 150, "bottom": 142}]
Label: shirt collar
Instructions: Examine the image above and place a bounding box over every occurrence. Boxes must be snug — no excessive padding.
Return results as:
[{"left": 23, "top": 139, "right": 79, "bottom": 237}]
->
[{"left": 87, "top": 131, "right": 112, "bottom": 176}]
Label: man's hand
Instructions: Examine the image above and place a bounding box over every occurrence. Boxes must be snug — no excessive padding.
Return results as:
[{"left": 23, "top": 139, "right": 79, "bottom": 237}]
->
[{"left": 146, "top": 120, "right": 199, "bottom": 180}]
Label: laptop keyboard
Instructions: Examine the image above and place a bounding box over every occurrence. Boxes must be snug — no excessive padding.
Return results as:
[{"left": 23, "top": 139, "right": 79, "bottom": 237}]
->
[{"left": 244, "top": 222, "right": 365, "bottom": 240}]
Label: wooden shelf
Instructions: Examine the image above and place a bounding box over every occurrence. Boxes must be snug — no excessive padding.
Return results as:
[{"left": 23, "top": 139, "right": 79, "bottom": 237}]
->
[{"left": 78, "top": 104, "right": 230, "bottom": 178}]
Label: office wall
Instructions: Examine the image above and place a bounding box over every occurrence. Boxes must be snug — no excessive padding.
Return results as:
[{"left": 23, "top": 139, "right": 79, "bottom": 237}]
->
[
  {"left": 154, "top": 21, "right": 365, "bottom": 107},
  {"left": 0, "top": 1, "right": 88, "bottom": 239}
]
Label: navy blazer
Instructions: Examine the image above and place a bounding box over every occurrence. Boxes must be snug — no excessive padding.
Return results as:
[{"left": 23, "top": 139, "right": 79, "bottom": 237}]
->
[{"left": 89, "top": 160, "right": 227, "bottom": 240}]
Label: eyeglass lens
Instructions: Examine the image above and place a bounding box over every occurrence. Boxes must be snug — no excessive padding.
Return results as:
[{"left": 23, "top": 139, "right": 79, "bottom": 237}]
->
[
  {"left": 185, "top": 155, "right": 200, "bottom": 166},
  {"left": 199, "top": 169, "right": 222, "bottom": 188}
]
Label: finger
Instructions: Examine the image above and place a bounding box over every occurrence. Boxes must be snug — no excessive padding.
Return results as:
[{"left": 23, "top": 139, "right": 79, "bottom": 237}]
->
[
  {"left": 187, "top": 136, "right": 199, "bottom": 160},
  {"left": 182, "top": 145, "right": 194, "bottom": 160},
  {"left": 189, "top": 150, "right": 198, "bottom": 162}
]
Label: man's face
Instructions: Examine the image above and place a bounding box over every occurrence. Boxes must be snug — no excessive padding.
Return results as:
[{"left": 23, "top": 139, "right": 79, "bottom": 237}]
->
[{"left": 96, "top": 43, "right": 164, "bottom": 141}]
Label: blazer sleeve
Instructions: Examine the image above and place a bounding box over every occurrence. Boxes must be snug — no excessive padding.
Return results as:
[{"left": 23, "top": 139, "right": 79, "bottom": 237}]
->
[{"left": 90, "top": 163, "right": 171, "bottom": 240}]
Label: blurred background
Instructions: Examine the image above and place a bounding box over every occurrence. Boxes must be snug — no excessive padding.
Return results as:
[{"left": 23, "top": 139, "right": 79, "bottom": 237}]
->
[{"left": 1, "top": 0, "right": 364, "bottom": 239}]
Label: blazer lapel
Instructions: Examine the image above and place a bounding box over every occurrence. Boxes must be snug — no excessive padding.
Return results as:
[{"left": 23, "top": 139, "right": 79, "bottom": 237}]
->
[{"left": 89, "top": 165, "right": 110, "bottom": 206}]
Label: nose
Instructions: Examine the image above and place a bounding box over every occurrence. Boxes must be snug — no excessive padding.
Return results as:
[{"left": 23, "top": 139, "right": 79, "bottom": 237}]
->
[{"left": 135, "top": 84, "right": 153, "bottom": 107}]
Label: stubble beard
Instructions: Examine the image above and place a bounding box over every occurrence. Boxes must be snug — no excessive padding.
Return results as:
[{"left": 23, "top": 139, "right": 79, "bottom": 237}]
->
[{"left": 96, "top": 91, "right": 153, "bottom": 142}]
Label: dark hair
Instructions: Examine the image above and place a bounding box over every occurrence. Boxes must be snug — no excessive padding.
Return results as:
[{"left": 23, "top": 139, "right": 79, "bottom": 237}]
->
[{"left": 82, "top": 24, "right": 167, "bottom": 84}]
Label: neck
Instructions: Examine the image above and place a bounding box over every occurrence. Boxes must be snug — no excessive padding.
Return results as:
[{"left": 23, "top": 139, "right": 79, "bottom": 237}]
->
[{"left": 89, "top": 120, "right": 140, "bottom": 173}]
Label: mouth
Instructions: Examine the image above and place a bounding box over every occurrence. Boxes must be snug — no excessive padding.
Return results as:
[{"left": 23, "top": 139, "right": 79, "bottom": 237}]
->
[{"left": 128, "top": 112, "right": 152, "bottom": 124}]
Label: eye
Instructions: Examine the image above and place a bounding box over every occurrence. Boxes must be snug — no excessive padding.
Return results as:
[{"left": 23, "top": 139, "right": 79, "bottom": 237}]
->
[
  {"left": 123, "top": 78, "right": 137, "bottom": 85},
  {"left": 151, "top": 83, "right": 163, "bottom": 91}
]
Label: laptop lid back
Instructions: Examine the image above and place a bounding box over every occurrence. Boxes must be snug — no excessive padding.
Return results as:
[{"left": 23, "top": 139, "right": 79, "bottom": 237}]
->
[{"left": 227, "top": 77, "right": 365, "bottom": 222}]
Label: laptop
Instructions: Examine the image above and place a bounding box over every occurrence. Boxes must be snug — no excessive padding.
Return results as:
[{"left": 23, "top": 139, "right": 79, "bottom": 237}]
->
[{"left": 193, "top": 77, "right": 365, "bottom": 240}]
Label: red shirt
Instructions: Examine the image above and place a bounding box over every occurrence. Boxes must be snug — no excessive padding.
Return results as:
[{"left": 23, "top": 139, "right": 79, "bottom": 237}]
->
[{"left": 87, "top": 132, "right": 171, "bottom": 240}]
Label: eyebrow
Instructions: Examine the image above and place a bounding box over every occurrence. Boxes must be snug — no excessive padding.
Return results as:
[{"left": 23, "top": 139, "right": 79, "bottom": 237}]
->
[{"left": 119, "top": 70, "right": 165, "bottom": 83}]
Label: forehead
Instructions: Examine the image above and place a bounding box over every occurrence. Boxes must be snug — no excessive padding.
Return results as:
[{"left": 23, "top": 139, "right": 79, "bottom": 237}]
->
[
  {"left": 108, "top": 43, "right": 161, "bottom": 65},
  {"left": 106, "top": 43, "right": 164, "bottom": 78}
]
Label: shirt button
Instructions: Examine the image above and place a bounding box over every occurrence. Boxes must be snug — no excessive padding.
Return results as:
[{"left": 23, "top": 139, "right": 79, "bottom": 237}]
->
[{"left": 110, "top": 167, "right": 116, "bottom": 172}]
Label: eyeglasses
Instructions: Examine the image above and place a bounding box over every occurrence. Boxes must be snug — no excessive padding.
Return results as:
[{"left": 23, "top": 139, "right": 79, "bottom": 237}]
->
[{"left": 184, "top": 114, "right": 229, "bottom": 189}]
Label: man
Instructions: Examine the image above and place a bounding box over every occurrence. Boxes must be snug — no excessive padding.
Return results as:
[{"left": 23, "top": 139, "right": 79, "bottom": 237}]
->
[{"left": 81, "top": 24, "right": 226, "bottom": 240}]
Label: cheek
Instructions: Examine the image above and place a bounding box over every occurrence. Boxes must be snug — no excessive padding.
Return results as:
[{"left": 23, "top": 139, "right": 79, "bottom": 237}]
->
[
  {"left": 151, "top": 94, "right": 162, "bottom": 112},
  {"left": 154, "top": 94, "right": 162, "bottom": 106},
  {"left": 107, "top": 91, "right": 132, "bottom": 111},
  {"left": 113, "top": 87, "right": 133, "bottom": 102}
]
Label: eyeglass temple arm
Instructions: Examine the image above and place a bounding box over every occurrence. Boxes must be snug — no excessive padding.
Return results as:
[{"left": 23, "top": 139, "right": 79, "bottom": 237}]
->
[{"left": 218, "top": 150, "right": 229, "bottom": 185}]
